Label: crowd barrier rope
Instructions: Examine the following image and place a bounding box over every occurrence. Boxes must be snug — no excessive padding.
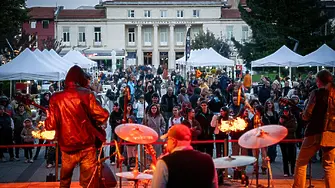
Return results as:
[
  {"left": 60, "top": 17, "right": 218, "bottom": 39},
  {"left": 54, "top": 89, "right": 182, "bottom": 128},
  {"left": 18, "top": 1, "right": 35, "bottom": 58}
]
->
[{"left": 0, "top": 139, "right": 303, "bottom": 148}]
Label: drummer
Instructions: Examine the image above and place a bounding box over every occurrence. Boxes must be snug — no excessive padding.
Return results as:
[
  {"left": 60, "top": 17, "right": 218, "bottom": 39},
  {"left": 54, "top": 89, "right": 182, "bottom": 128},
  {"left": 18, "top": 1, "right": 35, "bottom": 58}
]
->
[{"left": 152, "top": 124, "right": 218, "bottom": 188}]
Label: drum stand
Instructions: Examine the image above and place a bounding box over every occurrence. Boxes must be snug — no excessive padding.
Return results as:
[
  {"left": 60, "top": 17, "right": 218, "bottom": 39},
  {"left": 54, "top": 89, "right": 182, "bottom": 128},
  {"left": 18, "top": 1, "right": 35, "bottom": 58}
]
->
[{"left": 252, "top": 150, "right": 274, "bottom": 188}]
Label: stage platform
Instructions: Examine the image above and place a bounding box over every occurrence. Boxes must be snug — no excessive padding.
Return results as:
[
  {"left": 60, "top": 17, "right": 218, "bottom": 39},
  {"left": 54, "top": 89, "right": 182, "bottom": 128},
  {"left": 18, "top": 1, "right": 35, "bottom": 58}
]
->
[{"left": 0, "top": 179, "right": 325, "bottom": 188}]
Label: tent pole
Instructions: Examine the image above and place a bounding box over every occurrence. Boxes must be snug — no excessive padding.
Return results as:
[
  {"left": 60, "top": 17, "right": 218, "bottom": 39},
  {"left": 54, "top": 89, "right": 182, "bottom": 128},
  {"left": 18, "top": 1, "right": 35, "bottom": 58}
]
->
[
  {"left": 317, "top": 66, "right": 319, "bottom": 72},
  {"left": 10, "top": 81, "right": 12, "bottom": 100},
  {"left": 279, "top": 66, "right": 281, "bottom": 78},
  {"left": 289, "top": 67, "right": 292, "bottom": 79}
]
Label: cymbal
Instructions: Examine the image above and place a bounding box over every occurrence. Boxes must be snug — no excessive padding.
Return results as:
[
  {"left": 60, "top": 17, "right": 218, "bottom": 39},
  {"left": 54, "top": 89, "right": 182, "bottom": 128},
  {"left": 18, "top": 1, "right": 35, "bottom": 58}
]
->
[
  {"left": 115, "top": 172, "right": 153, "bottom": 180},
  {"left": 115, "top": 123, "right": 158, "bottom": 144},
  {"left": 238, "top": 125, "right": 288, "bottom": 149},
  {"left": 213, "top": 156, "right": 257, "bottom": 169}
]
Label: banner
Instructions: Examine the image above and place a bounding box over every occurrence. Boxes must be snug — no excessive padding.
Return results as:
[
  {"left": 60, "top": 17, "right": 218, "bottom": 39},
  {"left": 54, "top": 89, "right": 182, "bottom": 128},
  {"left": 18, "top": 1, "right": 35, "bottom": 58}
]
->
[{"left": 185, "top": 28, "right": 191, "bottom": 61}]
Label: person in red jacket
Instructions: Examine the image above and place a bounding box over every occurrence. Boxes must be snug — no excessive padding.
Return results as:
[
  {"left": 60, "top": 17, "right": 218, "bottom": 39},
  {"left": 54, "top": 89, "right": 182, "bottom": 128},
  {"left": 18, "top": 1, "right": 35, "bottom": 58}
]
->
[{"left": 45, "top": 65, "right": 109, "bottom": 188}]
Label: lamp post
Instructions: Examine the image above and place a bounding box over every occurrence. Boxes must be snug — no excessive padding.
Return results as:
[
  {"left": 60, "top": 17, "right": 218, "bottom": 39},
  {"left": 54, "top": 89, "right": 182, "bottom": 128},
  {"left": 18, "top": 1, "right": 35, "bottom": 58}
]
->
[{"left": 288, "top": 36, "right": 299, "bottom": 78}]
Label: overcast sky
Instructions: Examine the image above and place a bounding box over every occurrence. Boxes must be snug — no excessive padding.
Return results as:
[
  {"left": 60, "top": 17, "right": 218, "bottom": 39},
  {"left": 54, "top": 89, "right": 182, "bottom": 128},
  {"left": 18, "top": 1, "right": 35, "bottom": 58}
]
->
[{"left": 26, "top": 0, "right": 100, "bottom": 9}]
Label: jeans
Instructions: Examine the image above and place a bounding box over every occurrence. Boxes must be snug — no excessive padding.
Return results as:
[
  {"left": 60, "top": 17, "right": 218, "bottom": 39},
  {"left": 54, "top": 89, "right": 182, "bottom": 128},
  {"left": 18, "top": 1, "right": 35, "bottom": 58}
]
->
[
  {"left": 293, "top": 135, "right": 335, "bottom": 188},
  {"left": 253, "top": 148, "right": 267, "bottom": 170},
  {"left": 24, "top": 141, "right": 34, "bottom": 159},
  {"left": 60, "top": 147, "right": 96, "bottom": 188}
]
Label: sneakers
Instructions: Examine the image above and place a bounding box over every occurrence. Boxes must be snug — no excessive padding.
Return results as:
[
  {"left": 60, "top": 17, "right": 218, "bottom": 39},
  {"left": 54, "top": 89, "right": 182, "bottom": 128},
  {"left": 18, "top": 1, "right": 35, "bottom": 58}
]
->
[
  {"left": 14, "top": 157, "right": 20, "bottom": 161},
  {"left": 29, "top": 159, "right": 34, "bottom": 163},
  {"left": 284, "top": 174, "right": 289, "bottom": 177},
  {"left": 46, "top": 164, "right": 53, "bottom": 168},
  {"left": 25, "top": 159, "right": 29, "bottom": 163}
]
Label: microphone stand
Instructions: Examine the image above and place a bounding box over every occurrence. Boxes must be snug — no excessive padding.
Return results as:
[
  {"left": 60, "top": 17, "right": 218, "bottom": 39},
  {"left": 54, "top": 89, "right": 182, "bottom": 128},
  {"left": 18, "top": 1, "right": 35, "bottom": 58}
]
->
[{"left": 308, "top": 159, "right": 314, "bottom": 188}]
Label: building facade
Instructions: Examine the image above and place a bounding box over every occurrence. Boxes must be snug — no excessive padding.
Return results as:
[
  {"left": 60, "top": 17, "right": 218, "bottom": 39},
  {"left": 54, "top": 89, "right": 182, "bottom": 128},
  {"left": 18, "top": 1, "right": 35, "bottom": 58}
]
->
[
  {"left": 22, "top": 7, "right": 56, "bottom": 50},
  {"left": 56, "top": 0, "right": 250, "bottom": 71}
]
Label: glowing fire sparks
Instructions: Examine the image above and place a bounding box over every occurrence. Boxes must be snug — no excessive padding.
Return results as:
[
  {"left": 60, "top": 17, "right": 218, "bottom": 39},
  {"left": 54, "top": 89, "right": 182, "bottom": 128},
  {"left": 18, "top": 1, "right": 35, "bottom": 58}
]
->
[
  {"left": 32, "top": 121, "right": 55, "bottom": 140},
  {"left": 218, "top": 117, "right": 248, "bottom": 133}
]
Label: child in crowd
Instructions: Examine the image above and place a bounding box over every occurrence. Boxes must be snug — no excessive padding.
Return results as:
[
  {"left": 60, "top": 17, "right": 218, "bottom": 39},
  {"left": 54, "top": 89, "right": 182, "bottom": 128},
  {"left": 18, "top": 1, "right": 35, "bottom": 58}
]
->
[
  {"left": 133, "top": 95, "right": 147, "bottom": 124},
  {"left": 20, "top": 118, "right": 35, "bottom": 163}
]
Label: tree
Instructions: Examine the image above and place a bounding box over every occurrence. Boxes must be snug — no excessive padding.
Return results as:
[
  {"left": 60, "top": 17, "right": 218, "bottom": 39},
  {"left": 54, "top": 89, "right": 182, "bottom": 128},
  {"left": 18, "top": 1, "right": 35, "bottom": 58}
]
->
[
  {"left": 234, "top": 0, "right": 334, "bottom": 68},
  {"left": 41, "top": 37, "right": 64, "bottom": 54},
  {"left": 192, "top": 29, "right": 231, "bottom": 58},
  {"left": 0, "top": 0, "right": 29, "bottom": 54}
]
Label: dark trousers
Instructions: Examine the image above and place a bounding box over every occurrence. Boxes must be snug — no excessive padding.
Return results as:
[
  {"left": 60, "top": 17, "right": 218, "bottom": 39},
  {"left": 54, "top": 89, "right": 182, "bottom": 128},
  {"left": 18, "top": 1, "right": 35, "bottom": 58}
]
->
[
  {"left": 198, "top": 139, "right": 214, "bottom": 157},
  {"left": 155, "top": 84, "right": 161, "bottom": 97},
  {"left": 0, "top": 137, "right": 14, "bottom": 159},
  {"left": 34, "top": 139, "right": 47, "bottom": 159},
  {"left": 14, "top": 134, "right": 22, "bottom": 158},
  {"left": 216, "top": 138, "right": 228, "bottom": 158},
  {"left": 60, "top": 147, "right": 96, "bottom": 188},
  {"left": 267, "top": 144, "right": 277, "bottom": 162},
  {"left": 24, "top": 142, "right": 34, "bottom": 159},
  {"left": 280, "top": 143, "right": 297, "bottom": 175}
]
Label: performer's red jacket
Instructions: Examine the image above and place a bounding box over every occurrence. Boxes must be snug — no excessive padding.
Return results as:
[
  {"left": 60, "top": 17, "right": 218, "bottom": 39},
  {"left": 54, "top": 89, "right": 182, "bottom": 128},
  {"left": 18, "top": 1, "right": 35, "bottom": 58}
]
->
[{"left": 45, "top": 82, "right": 109, "bottom": 153}]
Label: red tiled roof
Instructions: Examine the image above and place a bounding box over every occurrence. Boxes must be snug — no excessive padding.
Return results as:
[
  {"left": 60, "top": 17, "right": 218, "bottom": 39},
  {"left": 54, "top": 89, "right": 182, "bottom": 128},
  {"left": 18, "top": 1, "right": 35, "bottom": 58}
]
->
[
  {"left": 58, "top": 9, "right": 106, "bottom": 19},
  {"left": 28, "top": 7, "right": 56, "bottom": 19},
  {"left": 106, "top": 0, "right": 218, "bottom": 2},
  {"left": 221, "top": 9, "right": 241, "bottom": 19},
  {"left": 240, "top": 0, "right": 247, "bottom": 5}
]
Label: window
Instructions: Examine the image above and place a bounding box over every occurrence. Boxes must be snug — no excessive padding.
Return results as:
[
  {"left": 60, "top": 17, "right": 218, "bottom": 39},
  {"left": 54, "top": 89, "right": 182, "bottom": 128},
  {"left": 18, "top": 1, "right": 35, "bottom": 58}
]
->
[
  {"left": 160, "top": 10, "right": 167, "bottom": 18},
  {"left": 176, "top": 27, "right": 184, "bottom": 45},
  {"left": 42, "top": 20, "right": 49, "bottom": 29},
  {"left": 30, "top": 20, "right": 37, "bottom": 29},
  {"left": 62, "top": 27, "right": 70, "bottom": 42},
  {"left": 177, "top": 10, "right": 184, "bottom": 18},
  {"left": 144, "top": 28, "right": 152, "bottom": 46},
  {"left": 94, "top": 27, "right": 101, "bottom": 42},
  {"left": 144, "top": 10, "right": 151, "bottom": 18},
  {"left": 128, "top": 28, "right": 135, "bottom": 44},
  {"left": 193, "top": 10, "right": 200, "bottom": 18},
  {"left": 78, "top": 27, "right": 86, "bottom": 42},
  {"left": 242, "top": 26, "right": 249, "bottom": 42},
  {"left": 226, "top": 25, "right": 234, "bottom": 40},
  {"left": 128, "top": 10, "right": 135, "bottom": 17},
  {"left": 160, "top": 28, "right": 168, "bottom": 45}
]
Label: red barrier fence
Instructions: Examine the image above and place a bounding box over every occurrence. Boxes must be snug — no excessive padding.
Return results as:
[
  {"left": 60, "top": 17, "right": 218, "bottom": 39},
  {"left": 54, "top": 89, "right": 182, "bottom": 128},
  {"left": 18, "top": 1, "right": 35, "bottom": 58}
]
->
[{"left": 0, "top": 139, "right": 303, "bottom": 148}]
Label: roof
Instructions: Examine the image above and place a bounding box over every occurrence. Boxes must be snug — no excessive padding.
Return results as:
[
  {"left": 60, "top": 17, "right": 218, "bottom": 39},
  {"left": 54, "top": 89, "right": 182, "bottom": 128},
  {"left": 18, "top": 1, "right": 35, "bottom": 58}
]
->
[
  {"left": 103, "top": 0, "right": 222, "bottom": 5},
  {"left": 221, "top": 9, "right": 241, "bottom": 19},
  {"left": 58, "top": 9, "right": 106, "bottom": 19},
  {"left": 240, "top": 0, "right": 247, "bottom": 6},
  {"left": 28, "top": 7, "right": 56, "bottom": 19}
]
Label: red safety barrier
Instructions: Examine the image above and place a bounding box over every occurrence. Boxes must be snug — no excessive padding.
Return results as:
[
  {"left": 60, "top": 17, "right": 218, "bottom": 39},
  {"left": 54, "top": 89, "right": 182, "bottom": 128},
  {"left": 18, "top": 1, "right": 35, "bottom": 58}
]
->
[{"left": 0, "top": 139, "right": 303, "bottom": 148}]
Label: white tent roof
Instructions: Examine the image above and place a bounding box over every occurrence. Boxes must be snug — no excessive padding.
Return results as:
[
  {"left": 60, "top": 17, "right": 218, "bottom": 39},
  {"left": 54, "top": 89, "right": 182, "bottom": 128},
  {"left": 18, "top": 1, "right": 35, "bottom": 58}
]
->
[
  {"left": 299, "top": 44, "right": 335, "bottom": 67},
  {"left": 0, "top": 49, "right": 65, "bottom": 81},
  {"left": 63, "top": 50, "right": 97, "bottom": 69},
  {"left": 34, "top": 49, "right": 69, "bottom": 73},
  {"left": 176, "top": 48, "right": 234, "bottom": 67},
  {"left": 251, "top": 45, "right": 304, "bottom": 68},
  {"left": 42, "top": 49, "right": 74, "bottom": 70}
]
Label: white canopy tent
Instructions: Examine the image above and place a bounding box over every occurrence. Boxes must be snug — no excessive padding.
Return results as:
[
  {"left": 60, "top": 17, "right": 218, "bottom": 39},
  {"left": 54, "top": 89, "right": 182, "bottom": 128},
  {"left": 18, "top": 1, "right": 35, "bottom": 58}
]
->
[
  {"left": 33, "top": 49, "right": 69, "bottom": 73},
  {"left": 251, "top": 45, "right": 304, "bottom": 78},
  {"left": 300, "top": 44, "right": 335, "bottom": 67},
  {"left": 0, "top": 49, "right": 66, "bottom": 81},
  {"left": 176, "top": 48, "right": 234, "bottom": 67},
  {"left": 42, "top": 49, "right": 74, "bottom": 70},
  {"left": 63, "top": 50, "right": 97, "bottom": 69}
]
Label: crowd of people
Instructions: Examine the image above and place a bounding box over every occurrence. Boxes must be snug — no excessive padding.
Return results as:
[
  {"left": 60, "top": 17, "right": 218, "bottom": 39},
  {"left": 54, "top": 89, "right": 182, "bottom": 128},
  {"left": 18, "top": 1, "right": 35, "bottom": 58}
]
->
[{"left": 0, "top": 63, "right": 331, "bottom": 186}]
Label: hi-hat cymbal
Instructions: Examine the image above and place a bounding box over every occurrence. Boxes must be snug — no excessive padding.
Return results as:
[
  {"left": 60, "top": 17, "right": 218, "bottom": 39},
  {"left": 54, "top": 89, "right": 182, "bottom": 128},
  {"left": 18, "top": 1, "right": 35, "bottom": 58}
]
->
[
  {"left": 115, "top": 172, "right": 153, "bottom": 180},
  {"left": 238, "top": 125, "right": 288, "bottom": 149},
  {"left": 115, "top": 123, "right": 158, "bottom": 144},
  {"left": 213, "top": 156, "right": 257, "bottom": 169}
]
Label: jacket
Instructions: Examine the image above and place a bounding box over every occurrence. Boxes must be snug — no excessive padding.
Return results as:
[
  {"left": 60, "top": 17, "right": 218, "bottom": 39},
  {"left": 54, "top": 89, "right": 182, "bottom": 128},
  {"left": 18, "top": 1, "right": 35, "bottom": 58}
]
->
[
  {"left": 319, "top": 83, "right": 335, "bottom": 147},
  {"left": 279, "top": 114, "right": 297, "bottom": 139},
  {"left": 45, "top": 82, "right": 109, "bottom": 153},
  {"left": 21, "top": 125, "right": 35, "bottom": 143},
  {"left": 243, "top": 74, "right": 252, "bottom": 88}
]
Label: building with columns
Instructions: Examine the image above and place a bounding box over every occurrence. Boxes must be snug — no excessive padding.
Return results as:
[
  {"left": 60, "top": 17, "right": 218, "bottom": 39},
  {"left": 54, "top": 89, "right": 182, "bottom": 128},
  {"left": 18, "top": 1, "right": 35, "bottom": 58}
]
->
[{"left": 55, "top": 0, "right": 250, "bottom": 71}]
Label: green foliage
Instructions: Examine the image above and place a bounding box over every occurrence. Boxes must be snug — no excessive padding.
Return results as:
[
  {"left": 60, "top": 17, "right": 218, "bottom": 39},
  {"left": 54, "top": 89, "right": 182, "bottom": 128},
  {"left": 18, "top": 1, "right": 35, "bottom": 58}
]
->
[
  {"left": 234, "top": 0, "right": 334, "bottom": 69},
  {"left": 0, "top": 0, "right": 29, "bottom": 54},
  {"left": 191, "top": 29, "right": 231, "bottom": 58}
]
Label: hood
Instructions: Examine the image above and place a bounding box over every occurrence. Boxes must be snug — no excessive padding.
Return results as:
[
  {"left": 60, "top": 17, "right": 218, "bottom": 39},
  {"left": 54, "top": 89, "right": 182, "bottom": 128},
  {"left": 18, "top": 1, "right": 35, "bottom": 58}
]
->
[{"left": 65, "top": 65, "right": 88, "bottom": 87}]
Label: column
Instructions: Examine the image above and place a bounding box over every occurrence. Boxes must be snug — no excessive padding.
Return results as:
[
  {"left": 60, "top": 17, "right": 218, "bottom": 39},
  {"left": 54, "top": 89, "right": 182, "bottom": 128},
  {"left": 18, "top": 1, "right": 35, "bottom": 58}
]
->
[
  {"left": 152, "top": 24, "right": 159, "bottom": 68},
  {"left": 168, "top": 24, "right": 175, "bottom": 70},
  {"left": 136, "top": 24, "right": 143, "bottom": 65}
]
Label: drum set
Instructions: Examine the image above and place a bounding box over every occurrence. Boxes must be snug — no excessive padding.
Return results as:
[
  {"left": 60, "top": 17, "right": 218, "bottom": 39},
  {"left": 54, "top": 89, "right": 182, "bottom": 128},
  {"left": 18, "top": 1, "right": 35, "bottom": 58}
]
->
[
  {"left": 112, "top": 123, "right": 160, "bottom": 188},
  {"left": 108, "top": 122, "right": 288, "bottom": 188},
  {"left": 214, "top": 124, "right": 288, "bottom": 187}
]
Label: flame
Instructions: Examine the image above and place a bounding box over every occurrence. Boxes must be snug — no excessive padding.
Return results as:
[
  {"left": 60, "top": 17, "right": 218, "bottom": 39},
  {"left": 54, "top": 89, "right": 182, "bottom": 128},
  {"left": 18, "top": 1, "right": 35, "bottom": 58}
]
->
[
  {"left": 32, "top": 121, "right": 55, "bottom": 140},
  {"left": 218, "top": 117, "right": 247, "bottom": 133}
]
